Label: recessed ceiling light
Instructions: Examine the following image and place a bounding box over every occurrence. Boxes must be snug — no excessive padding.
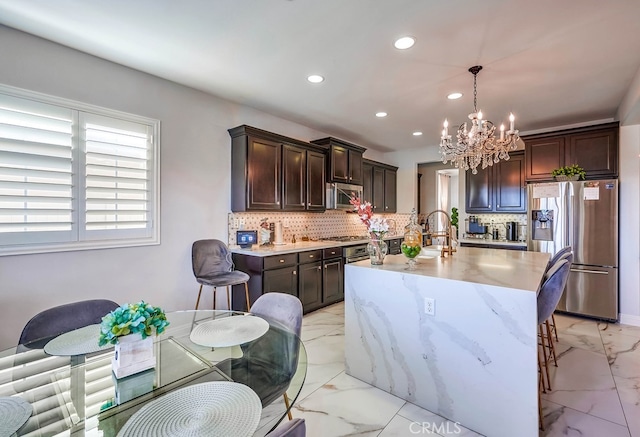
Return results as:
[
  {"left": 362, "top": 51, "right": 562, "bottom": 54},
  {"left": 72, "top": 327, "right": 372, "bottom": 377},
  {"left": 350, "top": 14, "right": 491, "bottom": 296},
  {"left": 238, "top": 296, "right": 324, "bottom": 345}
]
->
[
  {"left": 413, "top": 131, "right": 423, "bottom": 136},
  {"left": 375, "top": 112, "right": 388, "bottom": 118},
  {"left": 447, "top": 92, "right": 463, "bottom": 100},
  {"left": 307, "top": 75, "right": 324, "bottom": 83},
  {"left": 394, "top": 36, "right": 415, "bottom": 50}
]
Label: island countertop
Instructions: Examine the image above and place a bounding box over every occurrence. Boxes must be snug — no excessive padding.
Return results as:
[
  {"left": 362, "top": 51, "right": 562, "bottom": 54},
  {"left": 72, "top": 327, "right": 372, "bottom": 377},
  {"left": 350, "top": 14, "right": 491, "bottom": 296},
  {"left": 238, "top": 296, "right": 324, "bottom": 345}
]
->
[
  {"left": 349, "top": 246, "right": 549, "bottom": 292},
  {"left": 344, "top": 245, "right": 550, "bottom": 436}
]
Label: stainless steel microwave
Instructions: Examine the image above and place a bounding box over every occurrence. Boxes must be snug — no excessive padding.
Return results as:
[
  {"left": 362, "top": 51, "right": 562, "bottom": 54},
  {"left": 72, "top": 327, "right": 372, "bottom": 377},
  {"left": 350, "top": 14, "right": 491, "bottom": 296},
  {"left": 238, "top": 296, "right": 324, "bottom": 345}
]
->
[{"left": 326, "top": 182, "right": 363, "bottom": 210}]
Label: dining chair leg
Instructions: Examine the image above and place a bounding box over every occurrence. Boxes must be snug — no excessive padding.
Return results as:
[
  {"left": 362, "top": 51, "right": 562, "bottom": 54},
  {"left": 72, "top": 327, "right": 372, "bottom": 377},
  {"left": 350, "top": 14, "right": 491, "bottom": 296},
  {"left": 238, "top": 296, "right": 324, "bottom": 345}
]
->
[
  {"left": 538, "top": 383, "right": 544, "bottom": 431},
  {"left": 213, "top": 287, "right": 217, "bottom": 310},
  {"left": 539, "top": 324, "right": 551, "bottom": 391},
  {"left": 244, "top": 282, "right": 251, "bottom": 311},
  {"left": 545, "top": 320, "right": 558, "bottom": 366},
  {"left": 283, "top": 393, "right": 293, "bottom": 420},
  {"left": 225, "top": 285, "right": 231, "bottom": 310},
  {"left": 195, "top": 284, "right": 204, "bottom": 310},
  {"left": 551, "top": 313, "right": 559, "bottom": 342},
  {"left": 538, "top": 339, "right": 547, "bottom": 394}
]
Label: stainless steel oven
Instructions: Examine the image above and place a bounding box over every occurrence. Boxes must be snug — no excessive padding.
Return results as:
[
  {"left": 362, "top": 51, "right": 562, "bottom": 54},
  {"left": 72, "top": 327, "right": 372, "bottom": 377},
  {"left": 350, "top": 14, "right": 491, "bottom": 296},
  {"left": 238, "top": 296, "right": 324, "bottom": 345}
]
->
[{"left": 343, "top": 244, "right": 369, "bottom": 263}]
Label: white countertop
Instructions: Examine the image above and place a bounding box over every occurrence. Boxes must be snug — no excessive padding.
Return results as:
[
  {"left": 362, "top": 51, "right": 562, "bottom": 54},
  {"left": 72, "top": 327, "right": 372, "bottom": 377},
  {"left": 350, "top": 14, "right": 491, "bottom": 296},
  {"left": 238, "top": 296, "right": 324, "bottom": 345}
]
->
[
  {"left": 347, "top": 246, "right": 549, "bottom": 292},
  {"left": 230, "top": 235, "right": 403, "bottom": 257},
  {"left": 459, "top": 237, "right": 527, "bottom": 248}
]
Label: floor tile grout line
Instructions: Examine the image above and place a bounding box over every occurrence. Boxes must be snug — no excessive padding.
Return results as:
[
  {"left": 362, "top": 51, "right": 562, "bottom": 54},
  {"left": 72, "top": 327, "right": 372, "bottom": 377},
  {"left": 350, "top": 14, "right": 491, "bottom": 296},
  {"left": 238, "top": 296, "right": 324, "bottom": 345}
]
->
[{"left": 599, "top": 320, "right": 634, "bottom": 432}]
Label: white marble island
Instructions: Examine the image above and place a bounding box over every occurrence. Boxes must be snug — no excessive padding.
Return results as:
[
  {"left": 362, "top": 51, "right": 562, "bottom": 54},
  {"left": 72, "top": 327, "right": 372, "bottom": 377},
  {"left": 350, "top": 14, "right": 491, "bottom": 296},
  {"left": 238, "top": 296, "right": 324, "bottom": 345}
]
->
[{"left": 344, "top": 246, "right": 550, "bottom": 437}]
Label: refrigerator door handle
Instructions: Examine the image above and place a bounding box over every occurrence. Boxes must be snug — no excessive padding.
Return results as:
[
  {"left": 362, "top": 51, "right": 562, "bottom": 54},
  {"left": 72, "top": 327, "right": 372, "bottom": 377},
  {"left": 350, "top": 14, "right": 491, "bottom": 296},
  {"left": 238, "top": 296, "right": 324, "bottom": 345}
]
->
[{"left": 570, "top": 268, "right": 609, "bottom": 275}]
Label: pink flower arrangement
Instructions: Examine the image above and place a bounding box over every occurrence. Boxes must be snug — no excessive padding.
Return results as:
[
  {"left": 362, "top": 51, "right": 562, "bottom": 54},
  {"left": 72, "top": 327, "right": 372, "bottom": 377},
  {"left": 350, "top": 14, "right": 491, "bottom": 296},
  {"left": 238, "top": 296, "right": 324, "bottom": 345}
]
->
[{"left": 349, "top": 196, "right": 389, "bottom": 239}]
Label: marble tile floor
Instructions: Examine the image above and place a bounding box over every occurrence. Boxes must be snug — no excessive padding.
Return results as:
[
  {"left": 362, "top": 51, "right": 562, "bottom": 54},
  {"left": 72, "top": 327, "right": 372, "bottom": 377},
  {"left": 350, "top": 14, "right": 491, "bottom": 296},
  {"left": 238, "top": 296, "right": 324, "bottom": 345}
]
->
[{"left": 292, "top": 302, "right": 640, "bottom": 436}]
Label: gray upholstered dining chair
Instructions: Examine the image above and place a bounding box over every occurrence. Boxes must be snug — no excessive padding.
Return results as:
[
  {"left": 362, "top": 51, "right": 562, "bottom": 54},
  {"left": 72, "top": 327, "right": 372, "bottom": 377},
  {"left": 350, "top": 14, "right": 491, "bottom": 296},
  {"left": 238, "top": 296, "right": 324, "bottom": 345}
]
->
[
  {"left": 265, "top": 418, "right": 306, "bottom": 437},
  {"left": 537, "top": 257, "right": 572, "bottom": 391},
  {"left": 18, "top": 299, "right": 119, "bottom": 351},
  {"left": 544, "top": 246, "right": 573, "bottom": 342},
  {"left": 216, "top": 292, "right": 303, "bottom": 421},
  {"left": 192, "top": 239, "right": 251, "bottom": 311}
]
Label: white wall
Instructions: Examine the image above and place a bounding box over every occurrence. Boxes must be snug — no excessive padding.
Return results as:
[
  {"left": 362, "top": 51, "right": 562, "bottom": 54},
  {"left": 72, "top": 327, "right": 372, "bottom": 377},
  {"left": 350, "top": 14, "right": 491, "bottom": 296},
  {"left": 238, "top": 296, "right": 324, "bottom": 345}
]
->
[
  {"left": 0, "top": 26, "right": 337, "bottom": 349},
  {"left": 619, "top": 125, "right": 640, "bottom": 323}
]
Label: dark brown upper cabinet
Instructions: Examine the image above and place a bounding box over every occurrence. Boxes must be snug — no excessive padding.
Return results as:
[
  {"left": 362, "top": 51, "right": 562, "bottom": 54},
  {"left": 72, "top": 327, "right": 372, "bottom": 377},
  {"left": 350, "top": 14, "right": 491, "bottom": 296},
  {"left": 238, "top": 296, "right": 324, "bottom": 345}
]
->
[
  {"left": 524, "top": 122, "right": 618, "bottom": 181},
  {"left": 362, "top": 158, "right": 398, "bottom": 213},
  {"left": 229, "top": 125, "right": 326, "bottom": 212},
  {"left": 465, "top": 151, "right": 526, "bottom": 213},
  {"left": 310, "top": 137, "right": 366, "bottom": 185}
]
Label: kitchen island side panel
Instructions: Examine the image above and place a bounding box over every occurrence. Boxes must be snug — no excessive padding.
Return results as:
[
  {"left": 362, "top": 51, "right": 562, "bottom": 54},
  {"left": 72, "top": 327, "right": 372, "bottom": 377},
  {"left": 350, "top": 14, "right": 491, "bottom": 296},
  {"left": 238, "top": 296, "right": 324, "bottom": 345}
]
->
[{"left": 344, "top": 262, "right": 538, "bottom": 437}]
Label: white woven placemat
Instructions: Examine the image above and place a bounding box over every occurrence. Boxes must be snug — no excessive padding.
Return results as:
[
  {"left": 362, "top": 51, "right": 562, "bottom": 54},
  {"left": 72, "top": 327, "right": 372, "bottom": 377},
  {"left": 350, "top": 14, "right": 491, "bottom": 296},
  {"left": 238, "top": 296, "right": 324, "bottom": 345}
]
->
[
  {"left": 189, "top": 315, "right": 269, "bottom": 348},
  {"left": 0, "top": 396, "right": 32, "bottom": 437},
  {"left": 44, "top": 324, "right": 111, "bottom": 356},
  {"left": 117, "top": 381, "right": 262, "bottom": 437}
]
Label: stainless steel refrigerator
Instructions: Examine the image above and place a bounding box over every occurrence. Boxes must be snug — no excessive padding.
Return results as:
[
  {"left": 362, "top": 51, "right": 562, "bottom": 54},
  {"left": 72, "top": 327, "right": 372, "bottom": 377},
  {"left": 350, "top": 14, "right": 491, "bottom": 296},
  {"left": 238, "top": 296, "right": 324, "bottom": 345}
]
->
[{"left": 527, "top": 179, "right": 618, "bottom": 321}]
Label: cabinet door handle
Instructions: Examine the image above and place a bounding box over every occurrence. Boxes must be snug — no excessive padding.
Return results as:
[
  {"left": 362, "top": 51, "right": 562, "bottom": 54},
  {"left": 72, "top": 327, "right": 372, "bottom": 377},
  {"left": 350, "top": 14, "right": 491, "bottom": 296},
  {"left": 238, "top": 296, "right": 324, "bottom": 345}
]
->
[
  {"left": 293, "top": 270, "right": 297, "bottom": 275},
  {"left": 497, "top": 204, "right": 500, "bottom": 208},
  {"left": 317, "top": 266, "right": 321, "bottom": 270},
  {"left": 301, "top": 203, "right": 305, "bottom": 206},
  {"left": 385, "top": 206, "right": 388, "bottom": 209},
  {"left": 309, "top": 255, "right": 314, "bottom": 258},
  {"left": 488, "top": 204, "right": 491, "bottom": 208},
  {"left": 324, "top": 265, "right": 328, "bottom": 269},
  {"left": 277, "top": 201, "right": 280, "bottom": 205},
  {"left": 279, "top": 259, "right": 285, "bottom": 263},
  {"left": 330, "top": 251, "right": 336, "bottom": 255},
  {"left": 307, "top": 203, "right": 311, "bottom": 207}
]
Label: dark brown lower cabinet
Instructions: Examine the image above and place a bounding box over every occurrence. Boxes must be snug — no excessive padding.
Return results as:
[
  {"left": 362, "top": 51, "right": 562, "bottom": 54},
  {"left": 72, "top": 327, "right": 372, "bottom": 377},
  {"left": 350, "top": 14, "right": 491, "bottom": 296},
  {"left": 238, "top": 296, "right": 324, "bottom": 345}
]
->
[
  {"left": 323, "top": 257, "right": 344, "bottom": 304},
  {"left": 232, "top": 247, "right": 344, "bottom": 314},
  {"left": 299, "top": 261, "right": 323, "bottom": 311},
  {"left": 263, "top": 266, "right": 298, "bottom": 296}
]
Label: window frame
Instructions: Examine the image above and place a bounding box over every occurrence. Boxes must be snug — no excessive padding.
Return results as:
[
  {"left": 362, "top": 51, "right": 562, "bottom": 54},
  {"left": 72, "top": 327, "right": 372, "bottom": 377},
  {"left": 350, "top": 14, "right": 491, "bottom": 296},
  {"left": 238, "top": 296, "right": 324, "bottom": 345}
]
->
[{"left": 0, "top": 84, "right": 160, "bottom": 256}]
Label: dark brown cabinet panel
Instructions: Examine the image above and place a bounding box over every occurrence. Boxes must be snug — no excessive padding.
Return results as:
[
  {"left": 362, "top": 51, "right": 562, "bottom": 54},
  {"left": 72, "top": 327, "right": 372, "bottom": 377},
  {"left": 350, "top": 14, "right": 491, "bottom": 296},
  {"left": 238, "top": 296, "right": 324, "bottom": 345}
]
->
[
  {"left": 568, "top": 129, "right": 618, "bottom": 178},
  {"left": 349, "top": 150, "right": 363, "bottom": 185},
  {"left": 495, "top": 153, "right": 526, "bottom": 212},
  {"left": 525, "top": 137, "right": 565, "bottom": 181},
  {"left": 466, "top": 166, "right": 492, "bottom": 212},
  {"left": 372, "top": 166, "right": 385, "bottom": 212},
  {"left": 283, "top": 144, "right": 306, "bottom": 210},
  {"left": 263, "top": 266, "right": 298, "bottom": 297},
  {"left": 298, "top": 261, "right": 323, "bottom": 311},
  {"left": 310, "top": 137, "right": 366, "bottom": 185},
  {"left": 323, "top": 258, "right": 343, "bottom": 304},
  {"left": 466, "top": 152, "right": 525, "bottom": 213},
  {"left": 230, "top": 125, "right": 326, "bottom": 212},
  {"left": 247, "top": 137, "right": 281, "bottom": 210},
  {"left": 362, "top": 162, "right": 373, "bottom": 203},
  {"left": 363, "top": 159, "right": 398, "bottom": 213},
  {"left": 523, "top": 122, "right": 618, "bottom": 181},
  {"left": 384, "top": 168, "right": 397, "bottom": 213},
  {"left": 306, "top": 151, "right": 326, "bottom": 211},
  {"left": 330, "top": 145, "right": 349, "bottom": 183}
]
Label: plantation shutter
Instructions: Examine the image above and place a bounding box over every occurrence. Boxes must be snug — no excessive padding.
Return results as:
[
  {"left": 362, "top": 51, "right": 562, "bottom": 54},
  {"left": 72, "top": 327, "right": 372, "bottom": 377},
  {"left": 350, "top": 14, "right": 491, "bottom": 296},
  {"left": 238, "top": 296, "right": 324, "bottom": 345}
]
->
[
  {"left": 0, "top": 94, "right": 76, "bottom": 245},
  {"left": 80, "top": 112, "right": 154, "bottom": 241}
]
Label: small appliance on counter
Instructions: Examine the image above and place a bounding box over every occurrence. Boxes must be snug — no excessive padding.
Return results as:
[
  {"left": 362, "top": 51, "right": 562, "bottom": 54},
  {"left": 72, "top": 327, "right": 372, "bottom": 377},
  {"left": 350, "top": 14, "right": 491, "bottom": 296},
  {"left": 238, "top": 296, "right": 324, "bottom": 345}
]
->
[
  {"left": 236, "top": 230, "right": 257, "bottom": 248},
  {"left": 506, "top": 221, "right": 518, "bottom": 241},
  {"left": 465, "top": 216, "right": 487, "bottom": 235}
]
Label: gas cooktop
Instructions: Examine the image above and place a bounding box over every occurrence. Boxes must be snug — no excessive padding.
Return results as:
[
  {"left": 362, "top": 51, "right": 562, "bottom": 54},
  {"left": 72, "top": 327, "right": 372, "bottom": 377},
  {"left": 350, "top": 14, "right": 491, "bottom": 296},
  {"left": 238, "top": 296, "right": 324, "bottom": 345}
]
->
[{"left": 319, "top": 235, "right": 368, "bottom": 242}]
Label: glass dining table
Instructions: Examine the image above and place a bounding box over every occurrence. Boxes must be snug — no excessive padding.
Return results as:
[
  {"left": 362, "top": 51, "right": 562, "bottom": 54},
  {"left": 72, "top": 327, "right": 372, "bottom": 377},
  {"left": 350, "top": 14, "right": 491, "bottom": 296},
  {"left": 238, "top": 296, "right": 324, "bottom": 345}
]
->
[{"left": 0, "top": 310, "right": 307, "bottom": 436}]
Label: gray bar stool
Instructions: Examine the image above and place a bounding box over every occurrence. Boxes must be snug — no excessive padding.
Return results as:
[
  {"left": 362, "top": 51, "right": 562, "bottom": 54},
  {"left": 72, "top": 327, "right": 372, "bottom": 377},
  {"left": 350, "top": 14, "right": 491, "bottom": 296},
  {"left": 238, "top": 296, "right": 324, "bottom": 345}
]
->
[{"left": 192, "top": 239, "right": 251, "bottom": 311}]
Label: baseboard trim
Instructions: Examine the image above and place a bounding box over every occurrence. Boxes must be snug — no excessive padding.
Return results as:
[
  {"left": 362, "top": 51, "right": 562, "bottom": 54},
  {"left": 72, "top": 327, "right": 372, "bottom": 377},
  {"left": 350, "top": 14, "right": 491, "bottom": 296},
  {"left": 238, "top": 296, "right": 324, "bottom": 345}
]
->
[{"left": 619, "top": 313, "right": 640, "bottom": 327}]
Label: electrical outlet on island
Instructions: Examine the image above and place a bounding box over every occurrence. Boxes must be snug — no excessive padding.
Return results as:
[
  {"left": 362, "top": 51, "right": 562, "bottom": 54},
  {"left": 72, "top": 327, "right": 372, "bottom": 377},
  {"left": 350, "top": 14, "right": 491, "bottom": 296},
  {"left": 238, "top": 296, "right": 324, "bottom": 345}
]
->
[{"left": 424, "top": 297, "right": 435, "bottom": 316}]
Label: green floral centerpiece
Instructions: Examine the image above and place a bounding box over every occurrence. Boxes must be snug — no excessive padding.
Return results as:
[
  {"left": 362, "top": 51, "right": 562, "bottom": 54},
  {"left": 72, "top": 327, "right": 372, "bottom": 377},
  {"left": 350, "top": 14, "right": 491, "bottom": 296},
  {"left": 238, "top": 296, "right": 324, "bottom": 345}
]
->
[
  {"left": 99, "top": 301, "right": 169, "bottom": 346},
  {"left": 551, "top": 164, "right": 586, "bottom": 181}
]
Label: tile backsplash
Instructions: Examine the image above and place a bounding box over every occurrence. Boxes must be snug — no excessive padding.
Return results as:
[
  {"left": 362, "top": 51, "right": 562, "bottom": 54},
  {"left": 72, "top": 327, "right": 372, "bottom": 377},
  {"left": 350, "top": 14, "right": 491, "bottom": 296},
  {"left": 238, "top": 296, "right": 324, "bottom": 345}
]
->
[
  {"left": 228, "top": 211, "right": 412, "bottom": 246},
  {"left": 464, "top": 213, "right": 528, "bottom": 240}
]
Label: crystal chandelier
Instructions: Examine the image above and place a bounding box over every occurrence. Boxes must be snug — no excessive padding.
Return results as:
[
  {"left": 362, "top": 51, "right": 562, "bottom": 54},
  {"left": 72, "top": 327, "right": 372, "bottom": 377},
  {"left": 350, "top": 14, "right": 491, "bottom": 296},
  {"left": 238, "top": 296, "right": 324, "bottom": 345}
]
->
[{"left": 439, "top": 66, "right": 520, "bottom": 174}]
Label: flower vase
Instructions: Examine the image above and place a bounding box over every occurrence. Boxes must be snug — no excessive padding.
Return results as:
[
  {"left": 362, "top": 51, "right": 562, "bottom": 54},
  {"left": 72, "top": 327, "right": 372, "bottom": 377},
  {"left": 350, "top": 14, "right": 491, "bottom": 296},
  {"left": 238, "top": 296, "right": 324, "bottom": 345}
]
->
[
  {"left": 367, "top": 239, "right": 388, "bottom": 265},
  {"left": 112, "top": 334, "right": 156, "bottom": 379}
]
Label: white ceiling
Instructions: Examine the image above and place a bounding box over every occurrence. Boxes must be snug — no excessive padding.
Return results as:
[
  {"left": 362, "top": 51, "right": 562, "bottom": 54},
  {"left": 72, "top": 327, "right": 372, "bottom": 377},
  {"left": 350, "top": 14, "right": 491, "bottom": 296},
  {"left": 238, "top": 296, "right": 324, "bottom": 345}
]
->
[{"left": 1, "top": 0, "right": 640, "bottom": 152}]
